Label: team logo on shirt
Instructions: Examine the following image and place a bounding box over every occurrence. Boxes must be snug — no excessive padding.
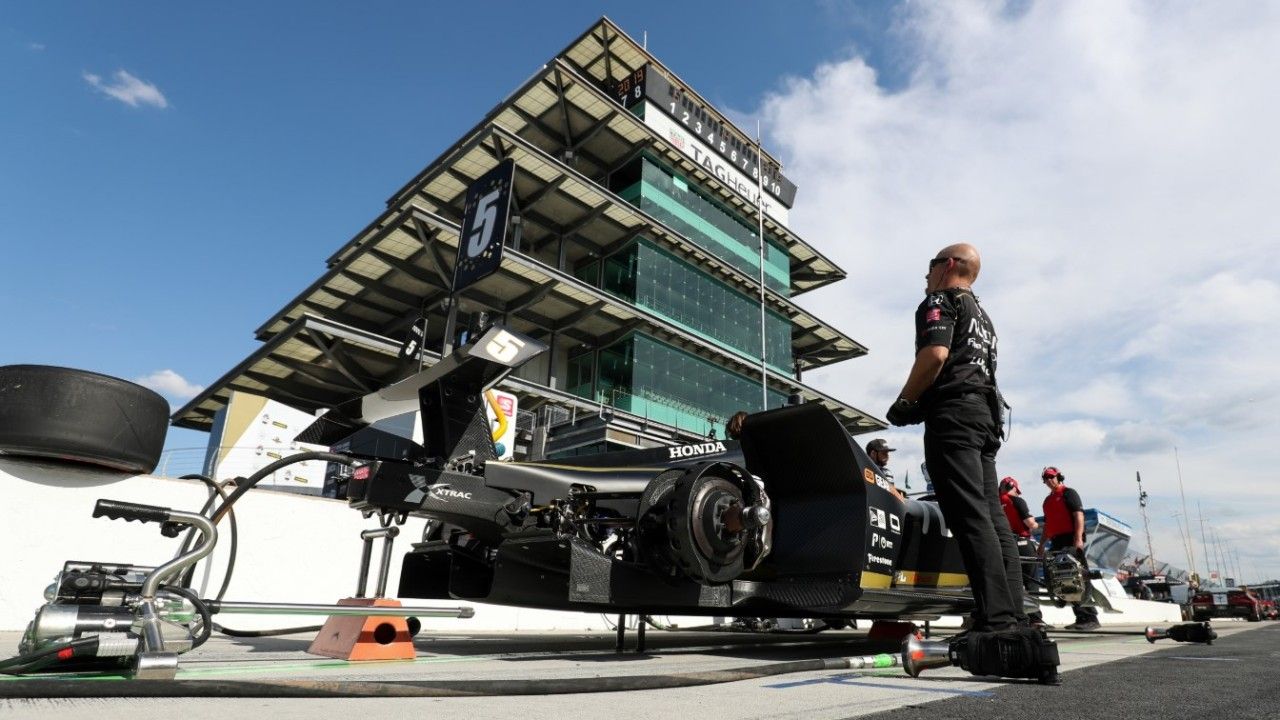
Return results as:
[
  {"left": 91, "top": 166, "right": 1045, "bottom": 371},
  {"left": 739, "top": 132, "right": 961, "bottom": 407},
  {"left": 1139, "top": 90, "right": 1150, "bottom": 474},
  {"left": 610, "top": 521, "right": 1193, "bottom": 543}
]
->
[{"left": 925, "top": 308, "right": 942, "bottom": 322}]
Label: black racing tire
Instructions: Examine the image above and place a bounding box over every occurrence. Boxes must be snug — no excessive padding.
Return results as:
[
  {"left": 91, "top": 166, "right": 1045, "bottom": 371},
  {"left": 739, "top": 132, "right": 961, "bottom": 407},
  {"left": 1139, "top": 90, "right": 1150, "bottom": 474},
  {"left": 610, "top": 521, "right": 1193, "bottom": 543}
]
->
[{"left": 0, "top": 365, "right": 169, "bottom": 474}]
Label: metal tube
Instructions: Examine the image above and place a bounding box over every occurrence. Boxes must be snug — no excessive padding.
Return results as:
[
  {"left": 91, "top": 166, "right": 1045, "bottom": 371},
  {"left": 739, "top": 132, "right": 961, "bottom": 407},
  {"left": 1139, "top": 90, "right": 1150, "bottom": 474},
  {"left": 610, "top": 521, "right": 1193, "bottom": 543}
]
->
[
  {"left": 357, "top": 527, "right": 398, "bottom": 598},
  {"left": 376, "top": 534, "right": 396, "bottom": 598},
  {"left": 211, "top": 601, "right": 474, "bottom": 618},
  {"left": 355, "top": 535, "right": 371, "bottom": 597},
  {"left": 755, "top": 120, "right": 767, "bottom": 412},
  {"left": 141, "top": 510, "right": 218, "bottom": 599},
  {"left": 138, "top": 601, "right": 167, "bottom": 651},
  {"left": 1174, "top": 447, "right": 1197, "bottom": 580},
  {"left": 1137, "top": 472, "right": 1157, "bottom": 576}
]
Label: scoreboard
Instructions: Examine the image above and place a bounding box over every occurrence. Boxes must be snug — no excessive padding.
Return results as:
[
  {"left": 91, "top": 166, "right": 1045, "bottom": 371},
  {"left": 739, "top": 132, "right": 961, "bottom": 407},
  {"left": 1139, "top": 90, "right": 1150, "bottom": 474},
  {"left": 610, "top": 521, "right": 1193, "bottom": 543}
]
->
[{"left": 613, "top": 64, "right": 798, "bottom": 210}]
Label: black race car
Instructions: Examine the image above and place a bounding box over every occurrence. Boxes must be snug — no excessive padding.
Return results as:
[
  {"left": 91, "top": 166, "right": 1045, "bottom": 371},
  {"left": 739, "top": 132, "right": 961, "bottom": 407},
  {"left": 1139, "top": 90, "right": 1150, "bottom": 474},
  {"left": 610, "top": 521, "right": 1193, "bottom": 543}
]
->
[{"left": 299, "top": 325, "right": 1016, "bottom": 623}]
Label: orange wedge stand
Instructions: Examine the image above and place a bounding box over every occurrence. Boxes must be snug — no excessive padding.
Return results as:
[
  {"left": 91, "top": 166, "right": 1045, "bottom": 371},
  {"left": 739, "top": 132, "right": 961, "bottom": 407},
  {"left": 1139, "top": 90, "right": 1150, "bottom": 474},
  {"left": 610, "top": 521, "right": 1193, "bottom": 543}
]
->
[{"left": 307, "top": 597, "right": 416, "bottom": 661}]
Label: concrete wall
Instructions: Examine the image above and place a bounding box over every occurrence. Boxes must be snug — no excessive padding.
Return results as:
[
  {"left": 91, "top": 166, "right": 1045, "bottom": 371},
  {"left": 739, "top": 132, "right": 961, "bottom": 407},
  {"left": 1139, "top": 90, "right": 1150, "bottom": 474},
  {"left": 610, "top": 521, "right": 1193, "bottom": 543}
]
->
[
  {"left": 0, "top": 457, "right": 614, "bottom": 633},
  {"left": 0, "top": 457, "right": 1182, "bottom": 632}
]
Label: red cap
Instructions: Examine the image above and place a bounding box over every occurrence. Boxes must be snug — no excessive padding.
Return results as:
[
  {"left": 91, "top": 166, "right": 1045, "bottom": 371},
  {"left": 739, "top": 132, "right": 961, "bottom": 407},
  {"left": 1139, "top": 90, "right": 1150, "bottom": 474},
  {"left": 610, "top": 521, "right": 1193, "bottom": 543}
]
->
[
  {"left": 1042, "top": 466, "right": 1063, "bottom": 480},
  {"left": 999, "top": 476, "right": 1020, "bottom": 493}
]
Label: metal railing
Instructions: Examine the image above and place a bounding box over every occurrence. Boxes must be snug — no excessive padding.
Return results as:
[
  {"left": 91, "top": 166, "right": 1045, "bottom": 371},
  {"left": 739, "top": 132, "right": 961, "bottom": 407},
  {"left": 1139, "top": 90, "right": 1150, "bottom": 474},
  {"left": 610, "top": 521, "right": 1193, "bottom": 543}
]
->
[
  {"left": 154, "top": 445, "right": 329, "bottom": 484},
  {"left": 548, "top": 387, "right": 722, "bottom": 438}
]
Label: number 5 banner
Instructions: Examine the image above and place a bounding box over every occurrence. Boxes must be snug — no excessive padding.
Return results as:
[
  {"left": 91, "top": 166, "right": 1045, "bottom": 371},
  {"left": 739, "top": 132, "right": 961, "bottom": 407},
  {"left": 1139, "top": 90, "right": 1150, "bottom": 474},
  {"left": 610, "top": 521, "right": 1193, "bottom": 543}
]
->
[{"left": 453, "top": 158, "right": 516, "bottom": 293}]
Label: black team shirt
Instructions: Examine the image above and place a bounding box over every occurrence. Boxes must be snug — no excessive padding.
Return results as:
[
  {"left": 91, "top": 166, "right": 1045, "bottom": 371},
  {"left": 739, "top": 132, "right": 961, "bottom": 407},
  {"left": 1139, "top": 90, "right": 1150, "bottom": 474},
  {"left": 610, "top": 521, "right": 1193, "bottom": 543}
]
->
[
  {"left": 914, "top": 288, "right": 999, "bottom": 405},
  {"left": 1012, "top": 495, "right": 1032, "bottom": 524}
]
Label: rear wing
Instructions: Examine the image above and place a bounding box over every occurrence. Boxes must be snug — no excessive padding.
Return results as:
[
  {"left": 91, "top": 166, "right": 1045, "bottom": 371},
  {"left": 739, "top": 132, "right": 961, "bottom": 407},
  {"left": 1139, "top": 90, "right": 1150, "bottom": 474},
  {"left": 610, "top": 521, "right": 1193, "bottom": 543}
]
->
[{"left": 296, "top": 325, "right": 546, "bottom": 464}]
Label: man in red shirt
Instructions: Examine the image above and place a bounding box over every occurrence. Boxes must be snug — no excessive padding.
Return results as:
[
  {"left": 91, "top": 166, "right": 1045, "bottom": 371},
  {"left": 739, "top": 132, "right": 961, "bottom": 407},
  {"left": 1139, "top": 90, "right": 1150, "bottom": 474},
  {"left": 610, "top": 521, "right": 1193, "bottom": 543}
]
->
[
  {"left": 1039, "top": 467, "right": 1100, "bottom": 630},
  {"left": 999, "top": 477, "right": 1045, "bottom": 627}
]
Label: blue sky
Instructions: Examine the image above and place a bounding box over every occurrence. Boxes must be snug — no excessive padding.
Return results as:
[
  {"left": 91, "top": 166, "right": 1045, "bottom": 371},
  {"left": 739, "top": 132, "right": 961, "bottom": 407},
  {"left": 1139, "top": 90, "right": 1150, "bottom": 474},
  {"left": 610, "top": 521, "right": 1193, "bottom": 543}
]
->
[
  {"left": 3, "top": 2, "right": 1277, "bottom": 581},
  {"left": 0, "top": 0, "right": 900, "bottom": 442}
]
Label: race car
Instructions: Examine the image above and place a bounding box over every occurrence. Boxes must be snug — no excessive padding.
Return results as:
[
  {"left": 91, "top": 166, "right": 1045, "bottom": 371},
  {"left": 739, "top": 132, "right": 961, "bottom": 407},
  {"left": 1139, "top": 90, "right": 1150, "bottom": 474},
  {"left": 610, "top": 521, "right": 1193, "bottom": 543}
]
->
[
  {"left": 1191, "top": 588, "right": 1266, "bottom": 622},
  {"left": 298, "top": 325, "right": 1089, "bottom": 622},
  {"left": 0, "top": 325, "right": 1092, "bottom": 636}
]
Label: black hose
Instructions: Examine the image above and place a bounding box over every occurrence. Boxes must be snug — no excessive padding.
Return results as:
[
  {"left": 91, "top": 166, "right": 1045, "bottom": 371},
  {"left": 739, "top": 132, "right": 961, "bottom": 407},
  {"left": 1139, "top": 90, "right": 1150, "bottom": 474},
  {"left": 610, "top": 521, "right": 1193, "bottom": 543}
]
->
[
  {"left": 160, "top": 585, "right": 212, "bottom": 649},
  {"left": 0, "top": 638, "right": 99, "bottom": 676},
  {"left": 197, "top": 455, "right": 355, "bottom": 638},
  {"left": 213, "top": 479, "right": 239, "bottom": 601},
  {"left": 212, "top": 623, "right": 323, "bottom": 638},
  {"left": 211, "top": 452, "right": 355, "bottom": 524},
  {"left": 0, "top": 655, "right": 865, "bottom": 697},
  {"left": 176, "top": 474, "right": 237, "bottom": 593}
]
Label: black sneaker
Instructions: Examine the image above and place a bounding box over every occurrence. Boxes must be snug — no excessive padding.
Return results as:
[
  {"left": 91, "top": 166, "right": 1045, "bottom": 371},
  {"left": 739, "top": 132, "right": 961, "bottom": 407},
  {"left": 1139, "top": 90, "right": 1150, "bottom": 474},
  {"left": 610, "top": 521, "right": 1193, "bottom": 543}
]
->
[{"left": 1065, "top": 620, "right": 1100, "bottom": 631}]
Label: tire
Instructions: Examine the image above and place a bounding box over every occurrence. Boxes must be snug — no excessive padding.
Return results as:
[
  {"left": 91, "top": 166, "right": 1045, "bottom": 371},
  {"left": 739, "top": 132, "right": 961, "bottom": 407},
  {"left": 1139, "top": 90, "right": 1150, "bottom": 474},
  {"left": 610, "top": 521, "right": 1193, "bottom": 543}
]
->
[{"left": 0, "top": 365, "right": 169, "bottom": 474}]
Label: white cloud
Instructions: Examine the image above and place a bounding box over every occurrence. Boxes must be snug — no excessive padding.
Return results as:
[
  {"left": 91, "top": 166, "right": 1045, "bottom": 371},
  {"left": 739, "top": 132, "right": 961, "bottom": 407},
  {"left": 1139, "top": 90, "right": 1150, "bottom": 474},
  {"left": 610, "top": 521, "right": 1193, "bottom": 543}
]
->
[
  {"left": 83, "top": 69, "right": 169, "bottom": 109},
  {"left": 28, "top": 42, "right": 45, "bottom": 51},
  {"left": 758, "top": 1, "right": 1280, "bottom": 578},
  {"left": 1099, "top": 422, "right": 1177, "bottom": 456},
  {"left": 135, "top": 369, "right": 203, "bottom": 400}
]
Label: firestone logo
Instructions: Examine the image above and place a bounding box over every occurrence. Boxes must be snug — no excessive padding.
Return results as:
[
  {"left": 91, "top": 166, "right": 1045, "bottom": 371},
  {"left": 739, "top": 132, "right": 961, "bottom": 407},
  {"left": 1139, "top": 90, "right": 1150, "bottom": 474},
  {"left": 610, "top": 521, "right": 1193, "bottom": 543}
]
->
[{"left": 668, "top": 441, "right": 727, "bottom": 460}]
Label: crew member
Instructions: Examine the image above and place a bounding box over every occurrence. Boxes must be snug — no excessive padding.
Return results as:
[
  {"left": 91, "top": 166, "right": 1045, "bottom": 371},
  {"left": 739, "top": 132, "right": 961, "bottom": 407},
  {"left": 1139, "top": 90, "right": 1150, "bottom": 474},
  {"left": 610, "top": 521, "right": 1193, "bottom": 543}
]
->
[
  {"left": 1039, "top": 466, "right": 1100, "bottom": 630},
  {"left": 886, "top": 243, "right": 1025, "bottom": 632},
  {"left": 865, "top": 439, "right": 896, "bottom": 483},
  {"left": 725, "top": 411, "right": 748, "bottom": 441},
  {"left": 999, "top": 476, "right": 1045, "bottom": 626}
]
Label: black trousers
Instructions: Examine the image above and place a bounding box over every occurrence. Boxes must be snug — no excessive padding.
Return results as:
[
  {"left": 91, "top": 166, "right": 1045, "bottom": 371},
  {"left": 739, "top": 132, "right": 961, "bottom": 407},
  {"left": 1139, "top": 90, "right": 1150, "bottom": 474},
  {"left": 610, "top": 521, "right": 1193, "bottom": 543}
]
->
[
  {"left": 924, "top": 394, "right": 1024, "bottom": 630},
  {"left": 1048, "top": 534, "right": 1099, "bottom": 623},
  {"left": 1016, "top": 538, "right": 1043, "bottom": 619}
]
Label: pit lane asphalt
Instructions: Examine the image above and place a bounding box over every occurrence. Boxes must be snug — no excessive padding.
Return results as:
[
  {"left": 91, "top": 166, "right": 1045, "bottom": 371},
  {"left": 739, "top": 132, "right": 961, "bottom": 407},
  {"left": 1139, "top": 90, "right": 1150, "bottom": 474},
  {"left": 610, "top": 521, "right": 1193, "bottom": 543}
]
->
[
  {"left": 0, "top": 622, "right": 1271, "bottom": 719},
  {"left": 861, "top": 621, "right": 1280, "bottom": 720}
]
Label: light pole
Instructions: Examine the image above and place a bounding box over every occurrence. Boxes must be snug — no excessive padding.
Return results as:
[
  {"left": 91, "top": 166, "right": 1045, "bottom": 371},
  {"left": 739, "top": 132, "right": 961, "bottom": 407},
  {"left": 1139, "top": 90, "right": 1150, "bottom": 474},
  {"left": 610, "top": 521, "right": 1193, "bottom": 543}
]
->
[{"left": 1136, "top": 471, "right": 1157, "bottom": 576}]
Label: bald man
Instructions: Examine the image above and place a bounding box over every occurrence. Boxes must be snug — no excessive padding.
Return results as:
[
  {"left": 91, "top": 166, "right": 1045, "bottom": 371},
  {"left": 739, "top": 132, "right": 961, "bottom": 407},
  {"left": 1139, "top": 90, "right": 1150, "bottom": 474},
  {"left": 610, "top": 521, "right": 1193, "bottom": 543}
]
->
[{"left": 886, "top": 244, "right": 1025, "bottom": 632}]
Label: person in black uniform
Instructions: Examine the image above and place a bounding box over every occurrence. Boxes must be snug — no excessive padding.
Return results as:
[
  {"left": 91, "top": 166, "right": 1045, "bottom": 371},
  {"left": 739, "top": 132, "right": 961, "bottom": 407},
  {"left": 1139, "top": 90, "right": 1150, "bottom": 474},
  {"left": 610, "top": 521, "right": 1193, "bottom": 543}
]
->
[
  {"left": 886, "top": 243, "right": 1025, "bottom": 632},
  {"left": 865, "top": 438, "right": 896, "bottom": 484}
]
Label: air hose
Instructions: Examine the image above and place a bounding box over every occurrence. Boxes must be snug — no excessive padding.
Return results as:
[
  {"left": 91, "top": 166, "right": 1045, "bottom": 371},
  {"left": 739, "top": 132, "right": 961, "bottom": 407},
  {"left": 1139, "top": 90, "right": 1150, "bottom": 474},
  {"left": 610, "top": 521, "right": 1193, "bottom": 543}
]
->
[
  {"left": 0, "top": 638, "right": 101, "bottom": 676},
  {"left": 183, "top": 454, "right": 355, "bottom": 639},
  {"left": 0, "top": 653, "right": 900, "bottom": 697},
  {"left": 211, "top": 452, "right": 356, "bottom": 524},
  {"left": 211, "top": 623, "right": 322, "bottom": 638}
]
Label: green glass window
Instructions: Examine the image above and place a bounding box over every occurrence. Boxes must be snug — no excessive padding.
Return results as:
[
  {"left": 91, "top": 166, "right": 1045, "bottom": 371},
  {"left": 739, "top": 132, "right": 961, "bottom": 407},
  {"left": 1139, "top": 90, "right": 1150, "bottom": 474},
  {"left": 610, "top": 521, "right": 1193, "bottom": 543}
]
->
[
  {"left": 583, "top": 333, "right": 787, "bottom": 436},
  {"left": 596, "top": 341, "right": 633, "bottom": 400},
  {"left": 572, "top": 259, "right": 599, "bottom": 286},
  {"left": 566, "top": 351, "right": 594, "bottom": 399},
  {"left": 599, "top": 240, "right": 791, "bottom": 374},
  {"left": 611, "top": 156, "right": 791, "bottom": 294}
]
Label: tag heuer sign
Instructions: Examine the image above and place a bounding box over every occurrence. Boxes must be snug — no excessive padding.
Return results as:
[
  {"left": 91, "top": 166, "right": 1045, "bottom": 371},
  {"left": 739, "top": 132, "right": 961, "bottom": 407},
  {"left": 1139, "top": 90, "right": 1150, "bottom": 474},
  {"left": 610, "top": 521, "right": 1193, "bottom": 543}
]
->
[{"left": 452, "top": 159, "right": 515, "bottom": 293}]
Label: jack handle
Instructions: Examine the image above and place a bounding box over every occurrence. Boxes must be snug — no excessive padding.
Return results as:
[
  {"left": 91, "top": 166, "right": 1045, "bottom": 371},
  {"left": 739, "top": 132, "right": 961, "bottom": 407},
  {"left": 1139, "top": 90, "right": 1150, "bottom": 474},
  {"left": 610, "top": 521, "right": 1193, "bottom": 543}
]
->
[{"left": 93, "top": 498, "right": 220, "bottom": 677}]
